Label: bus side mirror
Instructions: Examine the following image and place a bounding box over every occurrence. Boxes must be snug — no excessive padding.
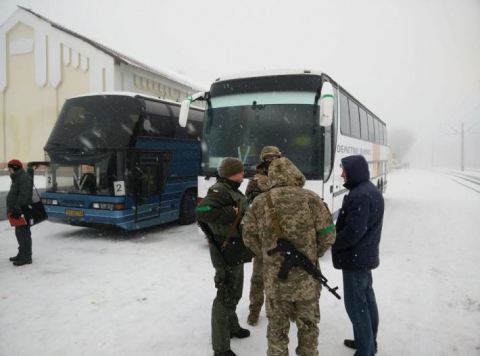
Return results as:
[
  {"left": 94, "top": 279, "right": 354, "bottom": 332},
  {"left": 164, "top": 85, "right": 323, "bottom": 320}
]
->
[
  {"left": 179, "top": 91, "right": 206, "bottom": 127},
  {"left": 179, "top": 100, "right": 191, "bottom": 128},
  {"left": 319, "top": 82, "right": 334, "bottom": 127}
]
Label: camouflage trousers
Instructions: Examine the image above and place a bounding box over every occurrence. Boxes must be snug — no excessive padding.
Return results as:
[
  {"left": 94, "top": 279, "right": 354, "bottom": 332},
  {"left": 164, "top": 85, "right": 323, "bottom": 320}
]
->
[
  {"left": 249, "top": 255, "right": 265, "bottom": 313},
  {"left": 266, "top": 298, "right": 320, "bottom": 356}
]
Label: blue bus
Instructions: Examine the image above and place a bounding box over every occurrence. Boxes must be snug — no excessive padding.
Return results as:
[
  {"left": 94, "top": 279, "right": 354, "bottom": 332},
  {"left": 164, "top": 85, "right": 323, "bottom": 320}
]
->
[{"left": 40, "top": 92, "right": 204, "bottom": 231}]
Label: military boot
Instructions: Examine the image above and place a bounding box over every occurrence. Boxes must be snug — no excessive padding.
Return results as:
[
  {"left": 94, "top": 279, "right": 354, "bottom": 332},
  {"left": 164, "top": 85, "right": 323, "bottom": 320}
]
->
[
  {"left": 214, "top": 350, "right": 237, "bottom": 356},
  {"left": 9, "top": 255, "right": 20, "bottom": 262},
  {"left": 13, "top": 258, "right": 32, "bottom": 266},
  {"left": 230, "top": 327, "right": 250, "bottom": 339},
  {"left": 247, "top": 311, "right": 259, "bottom": 326}
]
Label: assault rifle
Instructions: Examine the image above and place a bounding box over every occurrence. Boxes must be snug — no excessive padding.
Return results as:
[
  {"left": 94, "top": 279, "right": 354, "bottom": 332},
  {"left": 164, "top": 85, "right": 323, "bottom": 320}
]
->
[
  {"left": 197, "top": 220, "right": 227, "bottom": 268},
  {"left": 267, "top": 238, "right": 341, "bottom": 300}
]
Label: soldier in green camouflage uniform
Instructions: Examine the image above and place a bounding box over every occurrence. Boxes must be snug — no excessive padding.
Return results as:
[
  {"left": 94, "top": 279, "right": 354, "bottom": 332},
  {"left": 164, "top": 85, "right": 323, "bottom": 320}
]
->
[
  {"left": 242, "top": 157, "right": 336, "bottom": 356},
  {"left": 196, "top": 157, "right": 251, "bottom": 356},
  {"left": 245, "top": 146, "right": 281, "bottom": 326}
]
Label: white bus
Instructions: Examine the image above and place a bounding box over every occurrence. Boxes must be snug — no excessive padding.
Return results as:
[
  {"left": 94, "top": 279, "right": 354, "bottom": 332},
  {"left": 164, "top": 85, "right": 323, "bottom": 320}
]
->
[{"left": 179, "top": 69, "right": 388, "bottom": 219}]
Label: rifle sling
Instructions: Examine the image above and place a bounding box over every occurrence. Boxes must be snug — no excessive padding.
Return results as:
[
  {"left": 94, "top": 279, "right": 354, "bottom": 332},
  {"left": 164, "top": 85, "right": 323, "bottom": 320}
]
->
[
  {"left": 265, "top": 191, "right": 283, "bottom": 238},
  {"left": 221, "top": 201, "right": 243, "bottom": 251}
]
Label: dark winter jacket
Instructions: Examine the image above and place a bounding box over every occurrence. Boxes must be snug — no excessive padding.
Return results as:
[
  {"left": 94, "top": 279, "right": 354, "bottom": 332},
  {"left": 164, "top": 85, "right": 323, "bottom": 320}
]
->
[
  {"left": 195, "top": 178, "right": 248, "bottom": 238},
  {"left": 7, "top": 168, "right": 33, "bottom": 213},
  {"left": 195, "top": 177, "right": 250, "bottom": 267},
  {"left": 332, "top": 155, "right": 384, "bottom": 270}
]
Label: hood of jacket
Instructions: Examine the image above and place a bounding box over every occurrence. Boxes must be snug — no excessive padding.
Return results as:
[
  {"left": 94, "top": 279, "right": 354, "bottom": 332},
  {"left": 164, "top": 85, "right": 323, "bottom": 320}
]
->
[
  {"left": 268, "top": 157, "right": 306, "bottom": 188},
  {"left": 341, "top": 155, "right": 370, "bottom": 190},
  {"left": 10, "top": 168, "right": 26, "bottom": 181}
]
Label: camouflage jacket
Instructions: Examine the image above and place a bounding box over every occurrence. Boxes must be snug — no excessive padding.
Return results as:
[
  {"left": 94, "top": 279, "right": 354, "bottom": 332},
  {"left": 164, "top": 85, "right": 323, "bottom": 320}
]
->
[
  {"left": 245, "top": 162, "right": 269, "bottom": 202},
  {"left": 242, "top": 157, "right": 336, "bottom": 301}
]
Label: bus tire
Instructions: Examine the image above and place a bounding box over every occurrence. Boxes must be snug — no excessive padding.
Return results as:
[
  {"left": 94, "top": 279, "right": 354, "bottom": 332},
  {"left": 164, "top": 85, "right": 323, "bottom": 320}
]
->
[{"left": 178, "top": 189, "right": 197, "bottom": 225}]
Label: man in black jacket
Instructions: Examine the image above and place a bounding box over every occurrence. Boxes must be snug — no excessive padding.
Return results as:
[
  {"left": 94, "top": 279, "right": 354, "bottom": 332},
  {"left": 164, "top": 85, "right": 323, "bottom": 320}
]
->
[
  {"left": 195, "top": 157, "right": 251, "bottom": 356},
  {"left": 6, "top": 159, "right": 34, "bottom": 266},
  {"left": 332, "top": 155, "right": 384, "bottom": 356}
]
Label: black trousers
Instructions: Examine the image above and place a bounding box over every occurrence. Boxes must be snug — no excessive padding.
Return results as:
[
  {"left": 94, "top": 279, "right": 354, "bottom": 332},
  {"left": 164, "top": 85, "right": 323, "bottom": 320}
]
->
[{"left": 15, "top": 225, "right": 32, "bottom": 258}]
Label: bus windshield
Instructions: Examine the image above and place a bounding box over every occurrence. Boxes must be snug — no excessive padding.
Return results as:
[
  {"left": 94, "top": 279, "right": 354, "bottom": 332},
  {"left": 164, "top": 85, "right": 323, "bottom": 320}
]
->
[
  {"left": 45, "top": 150, "right": 127, "bottom": 197},
  {"left": 47, "top": 95, "right": 143, "bottom": 150},
  {"left": 202, "top": 93, "right": 323, "bottom": 177}
]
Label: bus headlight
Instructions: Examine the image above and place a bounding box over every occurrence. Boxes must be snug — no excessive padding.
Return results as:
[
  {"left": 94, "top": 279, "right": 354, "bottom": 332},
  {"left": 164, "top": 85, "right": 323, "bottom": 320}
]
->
[
  {"left": 42, "top": 198, "right": 58, "bottom": 205},
  {"left": 92, "top": 203, "right": 125, "bottom": 211}
]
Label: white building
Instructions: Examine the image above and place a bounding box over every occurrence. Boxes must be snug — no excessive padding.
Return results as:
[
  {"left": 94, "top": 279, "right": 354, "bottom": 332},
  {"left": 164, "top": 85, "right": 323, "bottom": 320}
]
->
[{"left": 0, "top": 6, "right": 205, "bottom": 168}]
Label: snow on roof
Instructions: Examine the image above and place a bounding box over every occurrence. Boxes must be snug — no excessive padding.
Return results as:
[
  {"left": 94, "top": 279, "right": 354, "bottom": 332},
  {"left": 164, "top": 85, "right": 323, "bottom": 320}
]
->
[
  {"left": 17, "top": 6, "right": 206, "bottom": 92},
  {"left": 66, "top": 91, "right": 205, "bottom": 110},
  {"left": 69, "top": 91, "right": 182, "bottom": 104}
]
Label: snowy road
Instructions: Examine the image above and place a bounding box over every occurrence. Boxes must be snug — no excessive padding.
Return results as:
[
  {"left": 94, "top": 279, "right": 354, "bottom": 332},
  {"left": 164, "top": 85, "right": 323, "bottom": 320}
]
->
[{"left": 1, "top": 169, "right": 479, "bottom": 356}]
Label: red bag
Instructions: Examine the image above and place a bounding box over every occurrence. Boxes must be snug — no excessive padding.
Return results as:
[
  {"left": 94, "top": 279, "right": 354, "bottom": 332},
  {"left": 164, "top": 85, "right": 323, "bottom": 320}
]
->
[{"left": 7, "top": 212, "right": 27, "bottom": 227}]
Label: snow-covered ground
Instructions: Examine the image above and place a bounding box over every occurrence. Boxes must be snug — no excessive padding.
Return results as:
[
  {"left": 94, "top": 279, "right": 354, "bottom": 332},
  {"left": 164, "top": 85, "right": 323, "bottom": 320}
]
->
[{"left": 1, "top": 169, "right": 479, "bottom": 356}]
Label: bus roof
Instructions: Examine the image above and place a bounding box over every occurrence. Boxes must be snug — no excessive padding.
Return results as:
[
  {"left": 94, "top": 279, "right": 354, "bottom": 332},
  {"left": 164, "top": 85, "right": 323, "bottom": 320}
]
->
[
  {"left": 65, "top": 91, "right": 204, "bottom": 110},
  {"left": 210, "top": 70, "right": 386, "bottom": 126},
  {"left": 213, "top": 69, "right": 328, "bottom": 83}
]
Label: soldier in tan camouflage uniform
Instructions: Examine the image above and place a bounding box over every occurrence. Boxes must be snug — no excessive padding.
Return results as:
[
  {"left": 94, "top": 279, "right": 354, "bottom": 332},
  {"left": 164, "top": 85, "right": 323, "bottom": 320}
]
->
[
  {"left": 245, "top": 146, "right": 282, "bottom": 326},
  {"left": 242, "top": 157, "right": 336, "bottom": 356}
]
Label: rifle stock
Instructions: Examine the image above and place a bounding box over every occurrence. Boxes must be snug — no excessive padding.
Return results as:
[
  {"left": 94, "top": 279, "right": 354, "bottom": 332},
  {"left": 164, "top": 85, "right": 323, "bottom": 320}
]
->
[
  {"left": 198, "top": 221, "right": 226, "bottom": 265},
  {"left": 267, "top": 238, "right": 341, "bottom": 300}
]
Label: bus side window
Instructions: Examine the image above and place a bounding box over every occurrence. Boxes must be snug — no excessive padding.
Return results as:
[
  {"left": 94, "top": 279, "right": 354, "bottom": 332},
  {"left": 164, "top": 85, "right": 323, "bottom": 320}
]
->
[
  {"left": 187, "top": 109, "right": 203, "bottom": 140},
  {"left": 339, "top": 91, "right": 350, "bottom": 135},
  {"left": 359, "top": 108, "right": 369, "bottom": 141},
  {"left": 348, "top": 99, "right": 361, "bottom": 139},
  {"left": 374, "top": 119, "right": 380, "bottom": 143},
  {"left": 144, "top": 101, "right": 176, "bottom": 139},
  {"left": 367, "top": 113, "right": 375, "bottom": 142}
]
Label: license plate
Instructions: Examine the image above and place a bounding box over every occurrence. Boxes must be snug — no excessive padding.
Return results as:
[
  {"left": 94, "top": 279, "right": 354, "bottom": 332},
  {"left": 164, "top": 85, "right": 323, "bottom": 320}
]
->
[{"left": 65, "top": 209, "right": 84, "bottom": 217}]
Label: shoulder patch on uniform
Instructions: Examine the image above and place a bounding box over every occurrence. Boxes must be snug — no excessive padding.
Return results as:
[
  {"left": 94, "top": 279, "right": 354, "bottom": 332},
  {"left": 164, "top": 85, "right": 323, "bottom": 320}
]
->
[{"left": 318, "top": 223, "right": 335, "bottom": 236}]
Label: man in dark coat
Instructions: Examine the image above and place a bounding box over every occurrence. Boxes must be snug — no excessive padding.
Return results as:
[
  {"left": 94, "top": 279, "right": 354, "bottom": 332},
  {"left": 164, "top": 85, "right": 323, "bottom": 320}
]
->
[
  {"left": 6, "top": 159, "right": 34, "bottom": 266},
  {"left": 332, "top": 155, "right": 384, "bottom": 356},
  {"left": 195, "top": 157, "right": 251, "bottom": 356}
]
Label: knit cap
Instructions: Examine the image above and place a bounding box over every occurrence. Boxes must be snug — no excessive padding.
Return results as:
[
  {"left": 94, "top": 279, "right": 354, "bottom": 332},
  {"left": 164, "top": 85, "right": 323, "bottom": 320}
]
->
[
  {"left": 218, "top": 158, "right": 244, "bottom": 178},
  {"left": 7, "top": 159, "right": 23, "bottom": 171}
]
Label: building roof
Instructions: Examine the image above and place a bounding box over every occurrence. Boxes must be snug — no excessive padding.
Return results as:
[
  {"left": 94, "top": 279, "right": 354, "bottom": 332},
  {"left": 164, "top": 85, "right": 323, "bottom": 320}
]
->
[{"left": 17, "top": 6, "right": 205, "bottom": 91}]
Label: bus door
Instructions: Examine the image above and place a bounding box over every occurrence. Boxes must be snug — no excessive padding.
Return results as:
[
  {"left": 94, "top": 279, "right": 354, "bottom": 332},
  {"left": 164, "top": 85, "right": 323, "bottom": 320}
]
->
[
  {"left": 327, "top": 162, "right": 347, "bottom": 222},
  {"left": 322, "top": 88, "right": 344, "bottom": 221},
  {"left": 132, "top": 150, "right": 172, "bottom": 222}
]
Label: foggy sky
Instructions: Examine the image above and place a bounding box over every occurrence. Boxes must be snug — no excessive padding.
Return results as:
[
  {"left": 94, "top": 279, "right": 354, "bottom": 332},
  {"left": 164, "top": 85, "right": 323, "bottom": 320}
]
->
[{"left": 1, "top": 0, "right": 479, "bottom": 169}]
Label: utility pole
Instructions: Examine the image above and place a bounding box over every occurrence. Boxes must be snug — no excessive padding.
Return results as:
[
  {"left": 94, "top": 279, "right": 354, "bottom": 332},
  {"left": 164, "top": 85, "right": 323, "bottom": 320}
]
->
[
  {"left": 431, "top": 139, "right": 435, "bottom": 168},
  {"left": 440, "top": 122, "right": 480, "bottom": 172},
  {"left": 440, "top": 122, "right": 465, "bottom": 171},
  {"left": 461, "top": 122, "right": 464, "bottom": 171}
]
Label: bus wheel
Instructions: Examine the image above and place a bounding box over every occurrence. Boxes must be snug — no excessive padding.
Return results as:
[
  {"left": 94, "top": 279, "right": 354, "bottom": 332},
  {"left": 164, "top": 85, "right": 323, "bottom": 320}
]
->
[{"left": 179, "top": 189, "right": 197, "bottom": 225}]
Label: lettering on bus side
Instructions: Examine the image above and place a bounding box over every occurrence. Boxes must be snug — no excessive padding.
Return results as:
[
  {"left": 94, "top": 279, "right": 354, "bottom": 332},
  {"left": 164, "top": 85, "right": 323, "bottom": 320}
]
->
[{"left": 336, "top": 145, "right": 372, "bottom": 156}]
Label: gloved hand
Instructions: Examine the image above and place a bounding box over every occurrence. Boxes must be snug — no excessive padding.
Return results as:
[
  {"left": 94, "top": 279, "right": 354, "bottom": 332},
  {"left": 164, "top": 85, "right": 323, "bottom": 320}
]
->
[{"left": 10, "top": 207, "right": 22, "bottom": 219}]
